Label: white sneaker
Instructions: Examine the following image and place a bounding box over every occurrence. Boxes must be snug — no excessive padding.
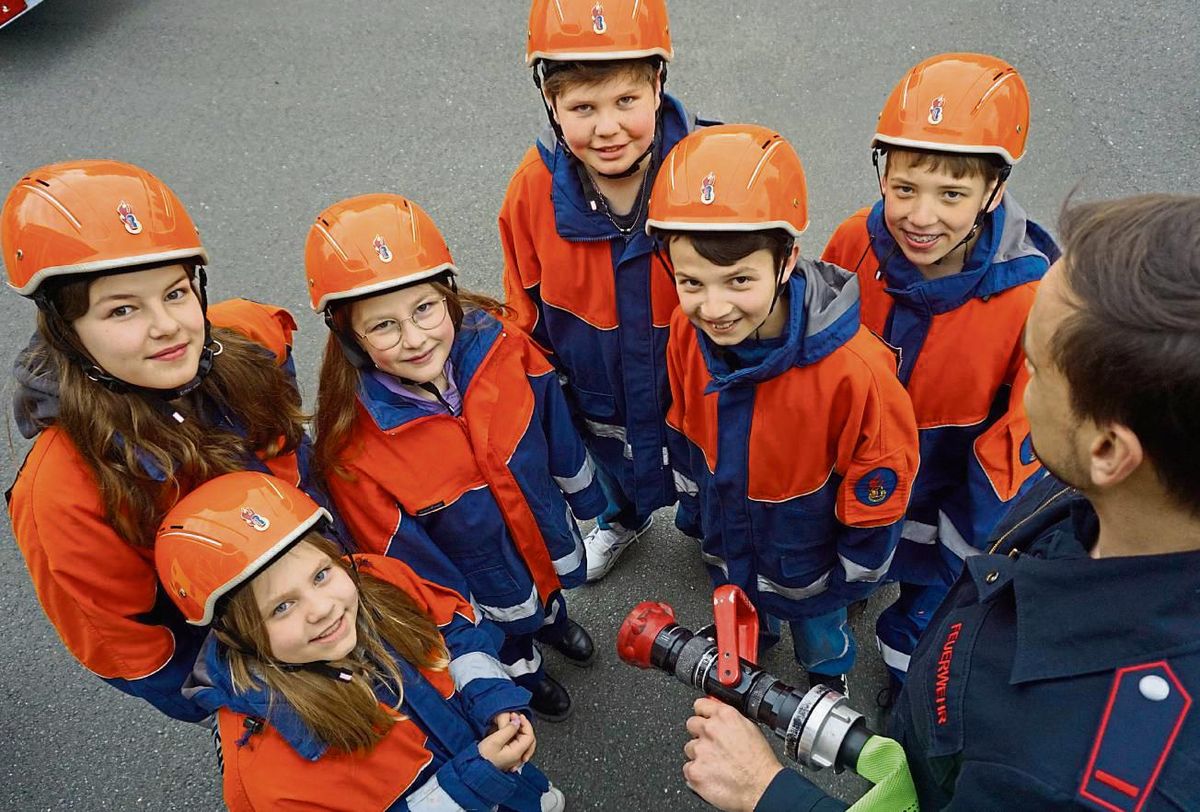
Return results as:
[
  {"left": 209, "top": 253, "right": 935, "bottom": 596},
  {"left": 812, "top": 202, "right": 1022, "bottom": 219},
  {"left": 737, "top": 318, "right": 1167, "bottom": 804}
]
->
[
  {"left": 584, "top": 517, "right": 653, "bottom": 582},
  {"left": 541, "top": 784, "right": 565, "bottom": 812}
]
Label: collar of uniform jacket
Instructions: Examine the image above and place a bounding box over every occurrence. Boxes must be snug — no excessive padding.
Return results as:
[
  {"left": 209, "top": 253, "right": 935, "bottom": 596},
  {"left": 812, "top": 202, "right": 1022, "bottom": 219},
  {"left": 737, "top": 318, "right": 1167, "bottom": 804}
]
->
[
  {"left": 964, "top": 493, "right": 1200, "bottom": 686},
  {"left": 865, "top": 193, "right": 1056, "bottom": 315}
]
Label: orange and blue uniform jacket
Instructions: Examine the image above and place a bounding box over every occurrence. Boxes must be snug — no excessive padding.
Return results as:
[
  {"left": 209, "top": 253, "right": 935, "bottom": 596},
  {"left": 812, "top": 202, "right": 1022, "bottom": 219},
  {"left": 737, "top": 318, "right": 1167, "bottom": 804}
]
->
[
  {"left": 6, "top": 300, "right": 310, "bottom": 722},
  {"left": 666, "top": 262, "right": 920, "bottom": 620},
  {"left": 821, "top": 195, "right": 1058, "bottom": 581},
  {"left": 326, "top": 309, "right": 606, "bottom": 638},
  {"left": 191, "top": 555, "right": 553, "bottom": 812},
  {"left": 500, "top": 95, "right": 707, "bottom": 519}
]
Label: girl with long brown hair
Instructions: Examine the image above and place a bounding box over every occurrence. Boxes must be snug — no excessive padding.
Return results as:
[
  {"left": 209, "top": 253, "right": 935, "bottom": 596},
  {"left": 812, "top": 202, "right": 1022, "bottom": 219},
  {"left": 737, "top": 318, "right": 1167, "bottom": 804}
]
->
[
  {"left": 306, "top": 193, "right": 605, "bottom": 722},
  {"left": 156, "top": 471, "right": 562, "bottom": 811},
  {"left": 2, "top": 160, "right": 308, "bottom": 720}
]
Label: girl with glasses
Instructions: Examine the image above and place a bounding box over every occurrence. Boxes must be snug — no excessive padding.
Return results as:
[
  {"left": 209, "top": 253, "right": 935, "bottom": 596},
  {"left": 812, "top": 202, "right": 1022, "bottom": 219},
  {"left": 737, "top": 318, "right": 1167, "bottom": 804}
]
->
[{"left": 306, "top": 194, "right": 606, "bottom": 722}]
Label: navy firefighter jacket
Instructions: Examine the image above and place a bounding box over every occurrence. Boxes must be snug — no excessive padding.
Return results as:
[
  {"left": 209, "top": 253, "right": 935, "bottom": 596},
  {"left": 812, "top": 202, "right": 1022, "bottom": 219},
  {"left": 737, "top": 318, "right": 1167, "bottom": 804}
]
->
[
  {"left": 758, "top": 475, "right": 1200, "bottom": 811},
  {"left": 666, "top": 262, "right": 920, "bottom": 621},
  {"left": 500, "top": 94, "right": 707, "bottom": 518}
]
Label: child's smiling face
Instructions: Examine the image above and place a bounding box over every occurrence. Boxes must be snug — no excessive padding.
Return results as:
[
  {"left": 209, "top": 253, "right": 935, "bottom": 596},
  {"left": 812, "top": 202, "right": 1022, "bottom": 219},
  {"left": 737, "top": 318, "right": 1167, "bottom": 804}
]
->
[
  {"left": 670, "top": 236, "right": 797, "bottom": 346},
  {"left": 881, "top": 151, "right": 1001, "bottom": 277},
  {"left": 550, "top": 71, "right": 661, "bottom": 180},
  {"left": 252, "top": 540, "right": 360, "bottom": 664}
]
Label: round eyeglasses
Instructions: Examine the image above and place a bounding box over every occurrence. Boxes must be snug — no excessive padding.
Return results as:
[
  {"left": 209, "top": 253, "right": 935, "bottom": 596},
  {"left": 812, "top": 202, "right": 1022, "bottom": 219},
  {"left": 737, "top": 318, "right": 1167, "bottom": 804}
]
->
[{"left": 355, "top": 296, "right": 449, "bottom": 351}]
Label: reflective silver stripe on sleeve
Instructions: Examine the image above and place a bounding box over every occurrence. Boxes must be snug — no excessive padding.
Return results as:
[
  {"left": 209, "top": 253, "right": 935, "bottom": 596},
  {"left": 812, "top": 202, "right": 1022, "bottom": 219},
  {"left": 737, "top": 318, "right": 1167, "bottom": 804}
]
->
[
  {"left": 756, "top": 569, "right": 831, "bottom": 601},
  {"left": 583, "top": 419, "right": 634, "bottom": 459},
  {"left": 938, "top": 511, "right": 981, "bottom": 560},
  {"left": 449, "top": 651, "right": 510, "bottom": 689},
  {"left": 583, "top": 419, "right": 626, "bottom": 442},
  {"left": 673, "top": 469, "right": 698, "bottom": 496},
  {"left": 901, "top": 519, "right": 938, "bottom": 544},
  {"left": 877, "top": 638, "right": 912, "bottom": 674},
  {"left": 405, "top": 775, "right": 461, "bottom": 811},
  {"left": 501, "top": 647, "right": 543, "bottom": 679},
  {"left": 554, "top": 455, "right": 596, "bottom": 495},
  {"left": 544, "top": 597, "right": 562, "bottom": 626},
  {"left": 839, "top": 548, "right": 896, "bottom": 583},
  {"left": 477, "top": 584, "right": 540, "bottom": 623},
  {"left": 552, "top": 536, "right": 584, "bottom": 576},
  {"left": 700, "top": 551, "right": 729, "bottom": 578}
]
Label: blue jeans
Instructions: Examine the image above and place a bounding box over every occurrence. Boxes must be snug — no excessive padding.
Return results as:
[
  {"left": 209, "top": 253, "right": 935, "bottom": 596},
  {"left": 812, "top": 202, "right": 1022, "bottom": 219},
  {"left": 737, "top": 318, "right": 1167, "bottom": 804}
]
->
[
  {"left": 593, "top": 459, "right": 649, "bottom": 530},
  {"left": 876, "top": 579, "right": 952, "bottom": 685},
  {"left": 761, "top": 607, "right": 857, "bottom": 676}
]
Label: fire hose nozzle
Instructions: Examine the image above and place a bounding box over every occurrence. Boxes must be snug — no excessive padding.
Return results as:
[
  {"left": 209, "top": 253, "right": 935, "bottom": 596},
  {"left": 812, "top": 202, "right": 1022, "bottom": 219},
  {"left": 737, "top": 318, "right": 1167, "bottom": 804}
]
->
[{"left": 617, "top": 601, "right": 676, "bottom": 669}]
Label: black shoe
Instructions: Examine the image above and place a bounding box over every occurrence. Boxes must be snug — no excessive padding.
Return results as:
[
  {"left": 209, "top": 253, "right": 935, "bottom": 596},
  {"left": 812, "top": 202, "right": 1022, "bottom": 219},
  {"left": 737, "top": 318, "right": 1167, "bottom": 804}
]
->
[
  {"left": 544, "top": 619, "right": 595, "bottom": 668},
  {"left": 528, "top": 674, "right": 573, "bottom": 723},
  {"left": 807, "top": 671, "right": 848, "bottom": 697},
  {"left": 874, "top": 682, "right": 899, "bottom": 732}
]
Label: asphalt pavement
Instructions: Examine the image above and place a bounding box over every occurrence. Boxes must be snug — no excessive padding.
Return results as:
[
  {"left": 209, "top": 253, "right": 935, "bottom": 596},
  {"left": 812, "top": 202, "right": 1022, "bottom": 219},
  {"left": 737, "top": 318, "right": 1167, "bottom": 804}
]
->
[{"left": 1, "top": 1, "right": 1197, "bottom": 809}]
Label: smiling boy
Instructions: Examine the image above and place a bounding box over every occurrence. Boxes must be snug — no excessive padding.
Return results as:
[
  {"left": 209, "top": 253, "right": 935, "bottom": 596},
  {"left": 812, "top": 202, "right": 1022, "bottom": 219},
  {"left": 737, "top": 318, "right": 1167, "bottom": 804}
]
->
[
  {"left": 651, "top": 125, "right": 919, "bottom": 691},
  {"left": 500, "top": 0, "right": 717, "bottom": 582},
  {"left": 821, "top": 53, "right": 1059, "bottom": 690}
]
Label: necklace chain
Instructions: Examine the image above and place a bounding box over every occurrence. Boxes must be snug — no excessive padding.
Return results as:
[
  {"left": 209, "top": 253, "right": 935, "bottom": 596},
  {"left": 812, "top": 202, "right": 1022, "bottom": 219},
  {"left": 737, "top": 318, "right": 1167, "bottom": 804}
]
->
[{"left": 584, "top": 154, "right": 655, "bottom": 237}]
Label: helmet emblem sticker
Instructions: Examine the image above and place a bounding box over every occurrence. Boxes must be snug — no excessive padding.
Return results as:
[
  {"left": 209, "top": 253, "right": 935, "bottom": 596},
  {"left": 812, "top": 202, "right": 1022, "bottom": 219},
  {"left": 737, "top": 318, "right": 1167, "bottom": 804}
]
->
[
  {"left": 372, "top": 235, "right": 393, "bottom": 263},
  {"left": 240, "top": 507, "right": 271, "bottom": 532},
  {"left": 116, "top": 201, "right": 143, "bottom": 235},
  {"left": 928, "top": 96, "right": 945, "bottom": 125},
  {"left": 591, "top": 3, "right": 607, "bottom": 34},
  {"left": 700, "top": 172, "right": 716, "bottom": 205}
]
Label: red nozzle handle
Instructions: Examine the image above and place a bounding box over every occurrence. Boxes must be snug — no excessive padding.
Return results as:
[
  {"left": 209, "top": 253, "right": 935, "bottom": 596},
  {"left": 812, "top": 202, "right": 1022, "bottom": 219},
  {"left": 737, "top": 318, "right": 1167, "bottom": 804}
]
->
[
  {"left": 713, "top": 585, "right": 758, "bottom": 686},
  {"left": 617, "top": 601, "right": 676, "bottom": 668}
]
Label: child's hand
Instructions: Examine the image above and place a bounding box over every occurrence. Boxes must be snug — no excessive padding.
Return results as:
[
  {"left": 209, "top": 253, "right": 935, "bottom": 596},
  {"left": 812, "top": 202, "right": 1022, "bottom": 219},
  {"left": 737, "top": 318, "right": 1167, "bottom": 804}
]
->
[
  {"left": 497, "top": 712, "right": 536, "bottom": 765},
  {"left": 479, "top": 713, "right": 537, "bottom": 771}
]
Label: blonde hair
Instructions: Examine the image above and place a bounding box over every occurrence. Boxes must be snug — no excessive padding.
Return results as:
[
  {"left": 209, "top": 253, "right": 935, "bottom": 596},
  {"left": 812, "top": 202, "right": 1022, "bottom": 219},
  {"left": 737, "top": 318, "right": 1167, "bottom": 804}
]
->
[
  {"left": 312, "top": 280, "right": 507, "bottom": 483},
  {"left": 29, "top": 275, "right": 307, "bottom": 548},
  {"left": 217, "top": 534, "right": 450, "bottom": 753}
]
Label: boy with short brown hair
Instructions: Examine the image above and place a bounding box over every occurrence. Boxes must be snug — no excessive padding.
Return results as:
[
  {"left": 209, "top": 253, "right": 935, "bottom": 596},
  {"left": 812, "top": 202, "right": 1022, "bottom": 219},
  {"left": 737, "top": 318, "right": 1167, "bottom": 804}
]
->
[{"left": 821, "top": 53, "right": 1059, "bottom": 689}]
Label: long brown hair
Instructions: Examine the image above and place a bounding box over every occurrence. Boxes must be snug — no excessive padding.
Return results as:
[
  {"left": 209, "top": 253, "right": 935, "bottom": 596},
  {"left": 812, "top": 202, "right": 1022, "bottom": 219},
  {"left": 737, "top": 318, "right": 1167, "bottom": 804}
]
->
[
  {"left": 312, "top": 280, "right": 507, "bottom": 482},
  {"left": 218, "top": 535, "right": 450, "bottom": 753},
  {"left": 28, "top": 273, "right": 307, "bottom": 548}
]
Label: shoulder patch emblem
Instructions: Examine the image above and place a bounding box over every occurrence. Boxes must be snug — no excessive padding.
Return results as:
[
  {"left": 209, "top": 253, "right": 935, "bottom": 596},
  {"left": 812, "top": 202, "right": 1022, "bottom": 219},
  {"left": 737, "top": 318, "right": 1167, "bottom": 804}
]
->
[{"left": 855, "top": 467, "right": 898, "bottom": 506}]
